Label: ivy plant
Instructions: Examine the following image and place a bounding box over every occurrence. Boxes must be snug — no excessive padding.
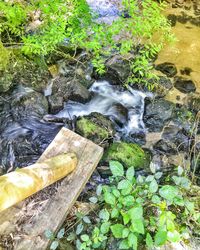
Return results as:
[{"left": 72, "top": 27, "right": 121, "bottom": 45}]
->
[{"left": 67, "top": 162, "right": 200, "bottom": 250}]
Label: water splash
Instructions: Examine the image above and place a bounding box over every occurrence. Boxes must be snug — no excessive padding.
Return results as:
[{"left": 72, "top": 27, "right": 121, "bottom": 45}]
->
[{"left": 56, "top": 81, "right": 150, "bottom": 138}]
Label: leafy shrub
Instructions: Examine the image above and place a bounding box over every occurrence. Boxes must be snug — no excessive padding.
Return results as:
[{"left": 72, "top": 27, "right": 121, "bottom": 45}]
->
[
  {"left": 0, "top": 0, "right": 174, "bottom": 88},
  {"left": 66, "top": 162, "right": 200, "bottom": 250}
]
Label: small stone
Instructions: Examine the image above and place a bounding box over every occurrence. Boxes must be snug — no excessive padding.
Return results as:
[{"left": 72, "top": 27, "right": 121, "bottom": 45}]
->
[{"left": 174, "top": 76, "right": 196, "bottom": 93}]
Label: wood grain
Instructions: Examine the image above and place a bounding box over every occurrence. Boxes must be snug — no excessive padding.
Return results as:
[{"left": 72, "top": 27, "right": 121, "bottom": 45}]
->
[{"left": 0, "top": 128, "right": 103, "bottom": 250}]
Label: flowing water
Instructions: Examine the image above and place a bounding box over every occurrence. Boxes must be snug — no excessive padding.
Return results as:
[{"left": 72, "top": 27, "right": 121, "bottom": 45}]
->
[
  {"left": 1, "top": 0, "right": 200, "bottom": 173},
  {"left": 56, "top": 81, "right": 150, "bottom": 138}
]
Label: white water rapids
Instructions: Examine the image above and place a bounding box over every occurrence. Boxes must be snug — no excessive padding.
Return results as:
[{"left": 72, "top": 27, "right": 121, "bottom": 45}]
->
[{"left": 56, "top": 81, "right": 150, "bottom": 138}]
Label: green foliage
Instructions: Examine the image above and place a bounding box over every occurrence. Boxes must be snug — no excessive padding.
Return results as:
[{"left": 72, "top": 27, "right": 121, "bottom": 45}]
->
[
  {"left": 45, "top": 228, "right": 65, "bottom": 250},
  {"left": 0, "top": 0, "right": 174, "bottom": 89},
  {"left": 67, "top": 163, "right": 200, "bottom": 249}
]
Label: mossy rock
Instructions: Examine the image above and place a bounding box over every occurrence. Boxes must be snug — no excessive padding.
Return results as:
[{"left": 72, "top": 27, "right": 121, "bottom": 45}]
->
[
  {"left": 103, "top": 142, "right": 151, "bottom": 169},
  {"left": 76, "top": 113, "right": 115, "bottom": 145}
]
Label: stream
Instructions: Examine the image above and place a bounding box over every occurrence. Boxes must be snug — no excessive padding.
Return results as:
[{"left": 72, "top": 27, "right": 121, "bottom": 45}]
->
[{"left": 0, "top": 0, "right": 199, "bottom": 177}]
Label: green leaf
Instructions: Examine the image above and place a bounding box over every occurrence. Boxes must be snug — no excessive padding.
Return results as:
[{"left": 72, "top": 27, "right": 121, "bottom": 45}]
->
[
  {"left": 76, "top": 223, "right": 84, "bottom": 235},
  {"left": 145, "top": 175, "right": 154, "bottom": 182},
  {"left": 173, "top": 196, "right": 184, "bottom": 206},
  {"left": 129, "top": 205, "right": 143, "bottom": 220},
  {"left": 81, "top": 234, "right": 90, "bottom": 242},
  {"left": 96, "top": 184, "right": 102, "bottom": 196},
  {"left": 185, "top": 200, "right": 195, "bottom": 212},
  {"left": 167, "top": 230, "right": 181, "bottom": 242},
  {"left": 149, "top": 179, "right": 158, "bottom": 193},
  {"left": 50, "top": 241, "right": 59, "bottom": 250},
  {"left": 57, "top": 228, "right": 65, "bottom": 239},
  {"left": 118, "top": 180, "right": 132, "bottom": 190},
  {"left": 151, "top": 195, "right": 161, "bottom": 203},
  {"left": 110, "top": 161, "right": 124, "bottom": 177},
  {"left": 99, "top": 209, "right": 110, "bottom": 222},
  {"left": 100, "top": 222, "right": 110, "bottom": 234},
  {"left": 126, "top": 167, "right": 135, "bottom": 181},
  {"left": 131, "top": 218, "right": 144, "bottom": 234},
  {"left": 111, "top": 208, "right": 119, "bottom": 218},
  {"left": 89, "top": 196, "right": 98, "bottom": 204},
  {"left": 159, "top": 185, "right": 179, "bottom": 201},
  {"left": 118, "top": 180, "right": 132, "bottom": 195},
  {"left": 112, "top": 188, "right": 121, "bottom": 198},
  {"left": 146, "top": 233, "right": 154, "bottom": 248},
  {"left": 128, "top": 233, "right": 137, "bottom": 250},
  {"left": 122, "top": 195, "right": 134, "bottom": 207},
  {"left": 154, "top": 230, "right": 167, "bottom": 246},
  {"left": 122, "top": 212, "right": 130, "bottom": 225},
  {"left": 122, "top": 228, "right": 130, "bottom": 238},
  {"left": 172, "top": 176, "right": 181, "bottom": 185},
  {"left": 119, "top": 239, "right": 129, "bottom": 249},
  {"left": 155, "top": 172, "right": 163, "bottom": 179},
  {"left": 44, "top": 229, "right": 54, "bottom": 239},
  {"left": 178, "top": 166, "right": 184, "bottom": 176},
  {"left": 180, "top": 177, "right": 190, "bottom": 189},
  {"left": 150, "top": 162, "right": 156, "bottom": 173},
  {"left": 111, "top": 224, "right": 124, "bottom": 239},
  {"left": 104, "top": 192, "right": 116, "bottom": 205},
  {"left": 67, "top": 232, "right": 76, "bottom": 241},
  {"left": 83, "top": 216, "right": 91, "bottom": 224}
]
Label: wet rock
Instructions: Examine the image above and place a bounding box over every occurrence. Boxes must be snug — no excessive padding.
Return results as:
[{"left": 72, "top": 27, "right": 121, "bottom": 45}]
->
[
  {"left": 161, "top": 123, "right": 190, "bottom": 152},
  {"left": 155, "top": 62, "right": 177, "bottom": 77},
  {"left": 48, "top": 94, "right": 64, "bottom": 114},
  {"left": 153, "top": 139, "right": 177, "bottom": 155},
  {"left": 94, "top": 55, "right": 130, "bottom": 84},
  {"left": 76, "top": 113, "right": 115, "bottom": 146},
  {"left": 106, "top": 55, "right": 130, "bottom": 84},
  {"left": 174, "top": 76, "right": 196, "bottom": 93},
  {"left": 184, "top": 92, "right": 200, "bottom": 112},
  {"left": 180, "top": 67, "right": 192, "bottom": 76},
  {"left": 12, "top": 60, "right": 50, "bottom": 92},
  {"left": 167, "top": 14, "right": 177, "bottom": 27},
  {"left": 11, "top": 86, "right": 48, "bottom": 120},
  {"left": 57, "top": 57, "right": 94, "bottom": 88},
  {"left": 52, "top": 77, "right": 91, "bottom": 103},
  {"left": 144, "top": 99, "right": 175, "bottom": 132},
  {"left": 103, "top": 142, "right": 151, "bottom": 169},
  {"left": 156, "top": 76, "right": 173, "bottom": 97}
]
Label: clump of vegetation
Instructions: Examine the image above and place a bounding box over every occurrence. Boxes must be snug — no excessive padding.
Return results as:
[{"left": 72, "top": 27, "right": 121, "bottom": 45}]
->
[
  {"left": 0, "top": 0, "right": 174, "bottom": 89},
  {"left": 58, "top": 162, "right": 199, "bottom": 250}
]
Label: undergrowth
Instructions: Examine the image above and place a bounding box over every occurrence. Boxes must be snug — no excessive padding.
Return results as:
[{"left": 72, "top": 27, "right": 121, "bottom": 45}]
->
[
  {"left": 0, "top": 0, "right": 174, "bottom": 89},
  {"left": 45, "top": 162, "right": 200, "bottom": 250}
]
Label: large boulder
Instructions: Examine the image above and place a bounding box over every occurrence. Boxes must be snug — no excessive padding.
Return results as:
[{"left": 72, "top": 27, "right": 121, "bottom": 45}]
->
[
  {"left": 52, "top": 77, "right": 91, "bottom": 104},
  {"left": 103, "top": 142, "right": 151, "bottom": 169},
  {"left": 11, "top": 85, "right": 48, "bottom": 120},
  {"left": 76, "top": 113, "right": 115, "bottom": 146}
]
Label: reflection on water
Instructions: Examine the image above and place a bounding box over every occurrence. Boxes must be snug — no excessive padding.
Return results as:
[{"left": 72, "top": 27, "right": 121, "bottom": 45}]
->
[{"left": 155, "top": 3, "right": 200, "bottom": 99}]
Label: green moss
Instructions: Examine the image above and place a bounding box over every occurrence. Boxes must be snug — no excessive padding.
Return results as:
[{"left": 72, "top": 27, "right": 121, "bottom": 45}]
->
[
  {"left": 103, "top": 142, "right": 150, "bottom": 169},
  {"left": 76, "top": 117, "right": 110, "bottom": 144}
]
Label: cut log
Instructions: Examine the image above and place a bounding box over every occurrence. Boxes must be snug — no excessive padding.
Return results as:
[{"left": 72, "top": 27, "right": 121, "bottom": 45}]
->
[
  {"left": 0, "top": 128, "right": 103, "bottom": 250},
  {"left": 0, "top": 153, "right": 77, "bottom": 212}
]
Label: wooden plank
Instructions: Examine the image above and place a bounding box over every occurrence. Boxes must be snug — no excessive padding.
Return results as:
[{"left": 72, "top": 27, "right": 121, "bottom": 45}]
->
[{"left": 0, "top": 128, "right": 103, "bottom": 250}]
